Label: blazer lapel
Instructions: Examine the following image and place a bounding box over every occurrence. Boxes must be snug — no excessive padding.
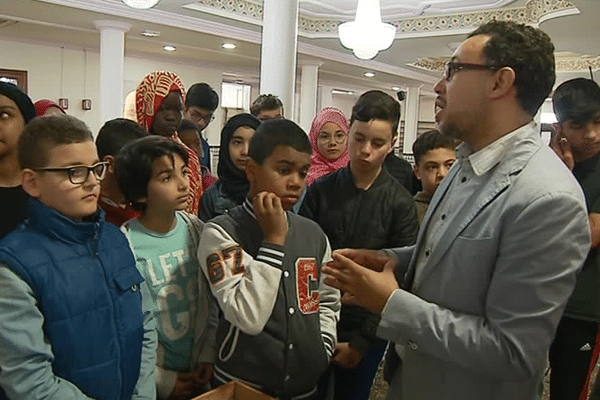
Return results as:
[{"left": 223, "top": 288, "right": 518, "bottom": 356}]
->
[
  {"left": 404, "top": 126, "right": 543, "bottom": 292},
  {"left": 412, "top": 172, "right": 511, "bottom": 291}
]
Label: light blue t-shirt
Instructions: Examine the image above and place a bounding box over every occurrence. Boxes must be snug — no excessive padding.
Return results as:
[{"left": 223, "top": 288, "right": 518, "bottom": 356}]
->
[{"left": 126, "top": 213, "right": 198, "bottom": 371}]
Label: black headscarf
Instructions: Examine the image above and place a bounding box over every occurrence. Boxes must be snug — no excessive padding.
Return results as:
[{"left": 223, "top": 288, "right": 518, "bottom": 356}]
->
[
  {"left": 217, "top": 113, "right": 261, "bottom": 202},
  {"left": 0, "top": 82, "right": 36, "bottom": 123}
]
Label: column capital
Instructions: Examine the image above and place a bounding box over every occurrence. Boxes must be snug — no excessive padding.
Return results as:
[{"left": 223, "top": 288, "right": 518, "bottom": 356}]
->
[{"left": 93, "top": 20, "right": 132, "bottom": 32}]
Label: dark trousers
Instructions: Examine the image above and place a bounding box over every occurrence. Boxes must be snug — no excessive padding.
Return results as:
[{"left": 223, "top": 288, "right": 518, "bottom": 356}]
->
[
  {"left": 549, "top": 316, "right": 599, "bottom": 400},
  {"left": 317, "top": 340, "right": 387, "bottom": 400}
]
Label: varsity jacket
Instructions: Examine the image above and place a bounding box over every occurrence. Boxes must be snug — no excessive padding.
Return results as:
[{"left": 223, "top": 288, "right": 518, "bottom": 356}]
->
[
  {"left": 0, "top": 198, "right": 156, "bottom": 400},
  {"left": 198, "top": 199, "right": 340, "bottom": 399}
]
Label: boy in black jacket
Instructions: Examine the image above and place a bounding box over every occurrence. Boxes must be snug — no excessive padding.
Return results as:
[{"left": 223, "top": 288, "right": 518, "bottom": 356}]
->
[{"left": 300, "top": 90, "right": 419, "bottom": 400}]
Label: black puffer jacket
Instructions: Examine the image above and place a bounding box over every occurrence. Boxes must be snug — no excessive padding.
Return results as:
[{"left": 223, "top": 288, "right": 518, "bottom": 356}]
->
[{"left": 299, "top": 166, "right": 419, "bottom": 354}]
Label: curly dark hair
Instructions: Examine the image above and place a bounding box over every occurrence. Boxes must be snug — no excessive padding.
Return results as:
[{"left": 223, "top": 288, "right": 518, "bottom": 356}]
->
[
  {"left": 469, "top": 20, "right": 555, "bottom": 116},
  {"left": 250, "top": 94, "right": 283, "bottom": 117},
  {"left": 115, "top": 136, "right": 189, "bottom": 211}
]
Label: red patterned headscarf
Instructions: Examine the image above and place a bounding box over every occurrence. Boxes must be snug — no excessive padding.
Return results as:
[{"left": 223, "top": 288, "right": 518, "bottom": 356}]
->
[
  {"left": 135, "top": 71, "right": 186, "bottom": 133},
  {"left": 307, "top": 107, "right": 350, "bottom": 185},
  {"left": 134, "top": 71, "right": 203, "bottom": 214}
]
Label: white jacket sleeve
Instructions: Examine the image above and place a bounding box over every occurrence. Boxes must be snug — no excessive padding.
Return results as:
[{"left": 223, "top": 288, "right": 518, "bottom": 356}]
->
[
  {"left": 317, "top": 239, "right": 341, "bottom": 359},
  {"left": 132, "top": 278, "right": 158, "bottom": 400},
  {"left": 198, "top": 222, "right": 283, "bottom": 335}
]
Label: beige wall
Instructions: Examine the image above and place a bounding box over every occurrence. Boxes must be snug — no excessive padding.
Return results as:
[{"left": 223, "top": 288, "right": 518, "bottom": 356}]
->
[
  {"left": 1, "top": 36, "right": 435, "bottom": 153},
  {"left": 0, "top": 38, "right": 223, "bottom": 144}
]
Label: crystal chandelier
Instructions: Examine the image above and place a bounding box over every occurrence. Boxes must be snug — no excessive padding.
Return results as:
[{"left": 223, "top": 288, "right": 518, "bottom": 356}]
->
[
  {"left": 338, "top": 0, "right": 396, "bottom": 60},
  {"left": 122, "top": 0, "right": 160, "bottom": 9}
]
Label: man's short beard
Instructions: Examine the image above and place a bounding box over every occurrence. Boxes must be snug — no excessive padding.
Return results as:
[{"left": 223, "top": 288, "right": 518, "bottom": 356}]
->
[{"left": 438, "top": 120, "right": 464, "bottom": 142}]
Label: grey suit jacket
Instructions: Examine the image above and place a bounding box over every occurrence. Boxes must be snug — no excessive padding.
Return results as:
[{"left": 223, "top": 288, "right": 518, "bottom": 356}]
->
[{"left": 379, "top": 126, "right": 591, "bottom": 400}]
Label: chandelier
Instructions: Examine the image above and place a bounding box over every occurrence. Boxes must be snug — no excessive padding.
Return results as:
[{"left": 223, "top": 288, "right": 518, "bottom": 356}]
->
[
  {"left": 122, "top": 0, "right": 160, "bottom": 9},
  {"left": 338, "top": 0, "right": 396, "bottom": 60}
]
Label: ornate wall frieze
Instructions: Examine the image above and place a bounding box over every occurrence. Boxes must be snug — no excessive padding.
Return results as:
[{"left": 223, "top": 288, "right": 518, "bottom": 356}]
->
[
  {"left": 412, "top": 54, "right": 600, "bottom": 74},
  {"left": 186, "top": 0, "right": 577, "bottom": 37}
]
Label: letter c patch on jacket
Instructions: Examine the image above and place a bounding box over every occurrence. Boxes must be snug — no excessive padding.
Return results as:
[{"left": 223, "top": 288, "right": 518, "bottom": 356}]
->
[{"left": 296, "top": 258, "right": 319, "bottom": 314}]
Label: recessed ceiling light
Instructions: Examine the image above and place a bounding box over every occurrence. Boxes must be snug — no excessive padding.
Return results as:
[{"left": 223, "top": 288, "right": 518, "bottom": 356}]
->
[
  {"left": 141, "top": 29, "right": 161, "bottom": 38},
  {"left": 163, "top": 45, "right": 176, "bottom": 52},
  {"left": 364, "top": 72, "right": 375, "bottom": 78},
  {"left": 222, "top": 43, "right": 237, "bottom": 50},
  {"left": 392, "top": 86, "right": 401, "bottom": 91},
  {"left": 332, "top": 89, "right": 355, "bottom": 95}
]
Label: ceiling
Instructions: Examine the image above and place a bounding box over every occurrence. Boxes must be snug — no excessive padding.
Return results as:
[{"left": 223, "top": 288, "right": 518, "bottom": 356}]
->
[{"left": 1, "top": 0, "right": 599, "bottom": 96}]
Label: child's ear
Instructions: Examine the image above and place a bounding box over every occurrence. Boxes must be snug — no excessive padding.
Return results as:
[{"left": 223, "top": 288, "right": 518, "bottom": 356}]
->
[
  {"left": 413, "top": 164, "right": 422, "bottom": 180},
  {"left": 21, "top": 169, "right": 41, "bottom": 198},
  {"left": 387, "top": 133, "right": 397, "bottom": 155},
  {"left": 245, "top": 158, "right": 257, "bottom": 183},
  {"left": 103, "top": 155, "right": 115, "bottom": 174}
]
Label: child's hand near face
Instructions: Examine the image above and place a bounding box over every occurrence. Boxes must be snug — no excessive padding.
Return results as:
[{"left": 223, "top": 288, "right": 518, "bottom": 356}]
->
[
  {"left": 550, "top": 131, "right": 575, "bottom": 171},
  {"left": 253, "top": 191, "right": 289, "bottom": 246}
]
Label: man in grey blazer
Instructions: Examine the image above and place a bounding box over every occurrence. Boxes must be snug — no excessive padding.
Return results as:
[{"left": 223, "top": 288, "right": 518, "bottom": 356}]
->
[{"left": 323, "top": 21, "right": 591, "bottom": 400}]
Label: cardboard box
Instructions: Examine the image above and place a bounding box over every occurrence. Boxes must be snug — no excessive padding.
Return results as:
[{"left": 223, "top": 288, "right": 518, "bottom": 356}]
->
[{"left": 193, "top": 381, "right": 276, "bottom": 400}]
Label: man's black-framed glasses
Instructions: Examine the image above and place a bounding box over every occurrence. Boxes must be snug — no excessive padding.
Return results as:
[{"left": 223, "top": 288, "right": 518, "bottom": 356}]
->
[
  {"left": 444, "top": 61, "right": 500, "bottom": 81},
  {"left": 34, "top": 162, "right": 108, "bottom": 184}
]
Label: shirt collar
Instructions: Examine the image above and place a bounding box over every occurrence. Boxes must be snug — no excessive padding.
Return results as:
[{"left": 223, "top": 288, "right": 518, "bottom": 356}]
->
[
  {"left": 243, "top": 197, "right": 256, "bottom": 220},
  {"left": 456, "top": 121, "right": 538, "bottom": 176}
]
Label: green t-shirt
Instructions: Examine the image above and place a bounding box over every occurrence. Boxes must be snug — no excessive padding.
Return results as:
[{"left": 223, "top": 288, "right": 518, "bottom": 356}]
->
[
  {"left": 565, "top": 153, "right": 600, "bottom": 321},
  {"left": 126, "top": 213, "right": 198, "bottom": 370}
]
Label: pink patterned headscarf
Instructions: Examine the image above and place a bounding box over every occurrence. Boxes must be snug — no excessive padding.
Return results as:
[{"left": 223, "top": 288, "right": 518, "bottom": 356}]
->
[{"left": 307, "top": 107, "right": 350, "bottom": 185}]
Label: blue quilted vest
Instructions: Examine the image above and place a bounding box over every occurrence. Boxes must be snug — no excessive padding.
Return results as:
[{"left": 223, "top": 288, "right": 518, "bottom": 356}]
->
[{"left": 0, "top": 198, "right": 145, "bottom": 399}]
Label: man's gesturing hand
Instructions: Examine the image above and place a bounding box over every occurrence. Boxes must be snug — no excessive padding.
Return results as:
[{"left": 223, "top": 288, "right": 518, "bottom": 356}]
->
[{"left": 323, "top": 250, "right": 399, "bottom": 314}]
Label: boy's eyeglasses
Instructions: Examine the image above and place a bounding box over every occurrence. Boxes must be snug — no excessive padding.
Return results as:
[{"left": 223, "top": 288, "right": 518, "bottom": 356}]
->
[
  {"left": 317, "top": 133, "right": 347, "bottom": 144},
  {"left": 191, "top": 111, "right": 215, "bottom": 125},
  {"left": 444, "top": 61, "right": 500, "bottom": 81},
  {"left": 34, "top": 162, "right": 108, "bottom": 185}
]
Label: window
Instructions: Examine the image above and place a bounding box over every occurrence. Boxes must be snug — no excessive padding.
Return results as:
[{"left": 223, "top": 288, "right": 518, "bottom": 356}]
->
[{"left": 221, "top": 82, "right": 251, "bottom": 110}]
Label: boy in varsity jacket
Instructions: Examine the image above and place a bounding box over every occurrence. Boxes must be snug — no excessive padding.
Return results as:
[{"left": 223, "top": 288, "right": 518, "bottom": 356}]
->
[{"left": 199, "top": 119, "right": 340, "bottom": 399}]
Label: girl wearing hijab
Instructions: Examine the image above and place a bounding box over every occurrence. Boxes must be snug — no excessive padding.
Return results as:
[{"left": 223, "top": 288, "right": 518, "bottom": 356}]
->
[
  {"left": 135, "top": 71, "right": 203, "bottom": 214},
  {"left": 0, "top": 82, "right": 37, "bottom": 238},
  {"left": 306, "top": 107, "right": 350, "bottom": 186},
  {"left": 199, "top": 113, "right": 260, "bottom": 221}
]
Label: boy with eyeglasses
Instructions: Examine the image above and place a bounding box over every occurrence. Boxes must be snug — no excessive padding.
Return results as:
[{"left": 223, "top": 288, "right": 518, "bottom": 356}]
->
[
  {"left": 184, "top": 83, "right": 219, "bottom": 172},
  {"left": 300, "top": 90, "right": 418, "bottom": 400},
  {"left": 0, "top": 115, "right": 157, "bottom": 399}
]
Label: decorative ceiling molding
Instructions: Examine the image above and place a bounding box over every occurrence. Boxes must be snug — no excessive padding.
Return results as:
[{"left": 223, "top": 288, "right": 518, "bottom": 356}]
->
[
  {"left": 556, "top": 57, "right": 600, "bottom": 72},
  {"left": 32, "top": 0, "right": 438, "bottom": 84},
  {"left": 411, "top": 58, "right": 447, "bottom": 73},
  {"left": 391, "top": 0, "right": 578, "bottom": 39},
  {"left": 183, "top": 0, "right": 578, "bottom": 39},
  {"left": 412, "top": 55, "right": 600, "bottom": 73}
]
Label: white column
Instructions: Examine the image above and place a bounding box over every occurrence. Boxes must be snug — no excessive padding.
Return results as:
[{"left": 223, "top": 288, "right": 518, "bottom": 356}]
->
[
  {"left": 94, "top": 20, "right": 131, "bottom": 124},
  {"left": 260, "top": 0, "right": 299, "bottom": 119},
  {"left": 403, "top": 87, "right": 421, "bottom": 154},
  {"left": 299, "top": 62, "right": 321, "bottom": 132},
  {"left": 319, "top": 85, "right": 334, "bottom": 110}
]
